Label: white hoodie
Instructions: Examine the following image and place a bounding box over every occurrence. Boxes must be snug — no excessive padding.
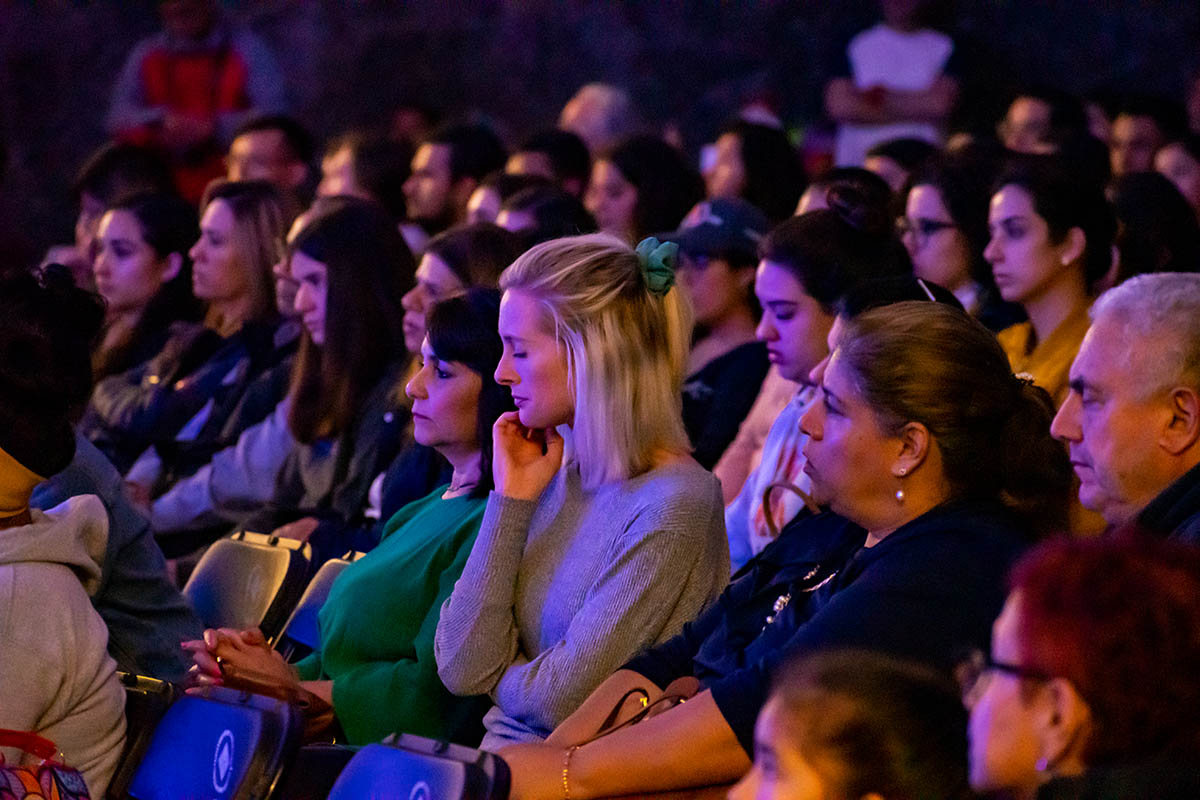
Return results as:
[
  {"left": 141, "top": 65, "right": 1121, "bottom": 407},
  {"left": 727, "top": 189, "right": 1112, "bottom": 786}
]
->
[{"left": 0, "top": 495, "right": 126, "bottom": 797}]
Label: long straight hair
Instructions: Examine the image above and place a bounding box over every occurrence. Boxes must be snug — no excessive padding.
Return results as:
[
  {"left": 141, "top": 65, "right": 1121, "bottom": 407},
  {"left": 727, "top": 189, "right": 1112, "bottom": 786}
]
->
[{"left": 286, "top": 199, "right": 414, "bottom": 442}]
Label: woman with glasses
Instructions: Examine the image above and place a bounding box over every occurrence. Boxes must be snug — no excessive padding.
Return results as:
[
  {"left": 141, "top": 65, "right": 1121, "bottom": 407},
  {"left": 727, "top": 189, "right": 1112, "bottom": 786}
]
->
[
  {"left": 966, "top": 536, "right": 1200, "bottom": 799},
  {"left": 497, "top": 301, "right": 1071, "bottom": 798},
  {"left": 900, "top": 150, "right": 1022, "bottom": 333}
]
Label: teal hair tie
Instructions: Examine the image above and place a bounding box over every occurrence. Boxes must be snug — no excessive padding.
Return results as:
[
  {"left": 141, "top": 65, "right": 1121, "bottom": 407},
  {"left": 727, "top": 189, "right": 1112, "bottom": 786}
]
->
[{"left": 635, "top": 237, "right": 678, "bottom": 297}]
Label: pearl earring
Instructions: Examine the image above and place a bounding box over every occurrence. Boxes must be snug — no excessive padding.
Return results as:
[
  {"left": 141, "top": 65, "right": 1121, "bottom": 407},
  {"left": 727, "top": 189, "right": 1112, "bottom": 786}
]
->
[
  {"left": 1035, "top": 757, "right": 1049, "bottom": 773},
  {"left": 895, "top": 488, "right": 905, "bottom": 503}
]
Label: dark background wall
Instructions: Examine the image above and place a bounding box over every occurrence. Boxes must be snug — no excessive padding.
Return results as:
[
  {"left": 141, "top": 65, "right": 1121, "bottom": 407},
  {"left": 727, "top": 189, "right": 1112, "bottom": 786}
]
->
[{"left": 2, "top": 0, "right": 1198, "bottom": 260}]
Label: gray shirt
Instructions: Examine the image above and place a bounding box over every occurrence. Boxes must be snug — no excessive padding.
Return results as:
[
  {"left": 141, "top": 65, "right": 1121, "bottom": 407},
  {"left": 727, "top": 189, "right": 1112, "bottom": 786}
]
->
[{"left": 434, "top": 459, "right": 729, "bottom": 748}]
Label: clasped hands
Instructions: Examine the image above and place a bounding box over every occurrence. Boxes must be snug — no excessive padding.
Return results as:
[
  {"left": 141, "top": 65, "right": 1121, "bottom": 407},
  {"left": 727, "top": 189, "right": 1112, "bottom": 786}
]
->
[{"left": 182, "top": 627, "right": 298, "bottom": 691}]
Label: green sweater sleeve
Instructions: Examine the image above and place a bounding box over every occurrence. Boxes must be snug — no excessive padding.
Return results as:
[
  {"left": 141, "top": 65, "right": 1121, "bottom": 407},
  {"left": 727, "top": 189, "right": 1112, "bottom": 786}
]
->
[
  {"left": 327, "top": 505, "right": 487, "bottom": 744},
  {"left": 294, "top": 649, "right": 322, "bottom": 682}
]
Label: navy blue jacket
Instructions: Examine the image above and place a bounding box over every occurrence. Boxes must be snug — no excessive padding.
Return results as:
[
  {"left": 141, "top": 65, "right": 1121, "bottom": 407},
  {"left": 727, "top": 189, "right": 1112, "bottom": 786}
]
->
[
  {"left": 1135, "top": 460, "right": 1200, "bottom": 544},
  {"left": 624, "top": 500, "right": 1029, "bottom": 755}
]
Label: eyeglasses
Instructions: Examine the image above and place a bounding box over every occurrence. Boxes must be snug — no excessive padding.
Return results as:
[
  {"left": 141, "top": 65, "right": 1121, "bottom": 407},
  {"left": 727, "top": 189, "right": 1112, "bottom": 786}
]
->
[
  {"left": 956, "top": 648, "right": 1051, "bottom": 707},
  {"left": 896, "top": 216, "right": 958, "bottom": 247}
]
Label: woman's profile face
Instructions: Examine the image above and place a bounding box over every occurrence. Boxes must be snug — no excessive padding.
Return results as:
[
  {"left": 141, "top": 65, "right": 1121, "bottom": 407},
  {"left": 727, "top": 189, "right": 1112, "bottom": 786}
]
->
[
  {"left": 799, "top": 350, "right": 901, "bottom": 522},
  {"left": 93, "top": 209, "right": 178, "bottom": 315},
  {"left": 585, "top": 159, "right": 638, "bottom": 241},
  {"left": 495, "top": 289, "right": 573, "bottom": 429},
  {"left": 904, "top": 184, "right": 973, "bottom": 292},
  {"left": 706, "top": 132, "right": 747, "bottom": 201},
  {"left": 401, "top": 253, "right": 466, "bottom": 354},
  {"left": 967, "top": 591, "right": 1046, "bottom": 798},
  {"left": 728, "top": 698, "right": 827, "bottom": 800},
  {"left": 405, "top": 337, "right": 483, "bottom": 455},
  {"left": 754, "top": 261, "right": 835, "bottom": 384},
  {"left": 189, "top": 199, "right": 248, "bottom": 303},
  {"left": 290, "top": 250, "right": 328, "bottom": 346},
  {"left": 984, "top": 185, "right": 1076, "bottom": 307}
]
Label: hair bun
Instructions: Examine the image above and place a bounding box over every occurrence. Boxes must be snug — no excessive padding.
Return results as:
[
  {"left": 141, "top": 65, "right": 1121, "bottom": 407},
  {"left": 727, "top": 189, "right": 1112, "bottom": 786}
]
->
[{"left": 825, "top": 185, "right": 893, "bottom": 239}]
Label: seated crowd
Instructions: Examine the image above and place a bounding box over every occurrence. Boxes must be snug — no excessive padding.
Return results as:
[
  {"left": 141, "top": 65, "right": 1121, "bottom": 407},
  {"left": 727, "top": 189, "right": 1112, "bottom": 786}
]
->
[{"left": 7, "top": 9, "right": 1200, "bottom": 798}]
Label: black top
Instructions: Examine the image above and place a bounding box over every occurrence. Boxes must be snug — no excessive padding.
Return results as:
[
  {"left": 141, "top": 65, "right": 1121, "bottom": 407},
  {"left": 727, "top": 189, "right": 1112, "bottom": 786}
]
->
[
  {"left": 681, "top": 340, "right": 769, "bottom": 470},
  {"left": 624, "top": 499, "right": 1028, "bottom": 755},
  {"left": 1037, "top": 758, "right": 1200, "bottom": 800},
  {"left": 1135, "top": 460, "right": 1200, "bottom": 545}
]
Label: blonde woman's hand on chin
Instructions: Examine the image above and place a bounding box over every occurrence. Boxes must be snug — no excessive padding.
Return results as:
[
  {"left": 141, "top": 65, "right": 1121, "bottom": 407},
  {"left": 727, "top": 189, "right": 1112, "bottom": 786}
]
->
[{"left": 493, "top": 411, "right": 565, "bottom": 502}]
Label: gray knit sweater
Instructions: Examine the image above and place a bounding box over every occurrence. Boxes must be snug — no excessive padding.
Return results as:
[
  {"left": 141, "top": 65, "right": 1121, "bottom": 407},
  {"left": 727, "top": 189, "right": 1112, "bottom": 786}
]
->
[{"left": 434, "top": 459, "right": 729, "bottom": 748}]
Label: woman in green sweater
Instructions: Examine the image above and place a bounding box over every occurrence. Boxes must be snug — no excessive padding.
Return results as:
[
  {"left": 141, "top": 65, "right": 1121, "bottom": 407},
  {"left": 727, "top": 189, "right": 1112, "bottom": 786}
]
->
[{"left": 186, "top": 289, "right": 514, "bottom": 744}]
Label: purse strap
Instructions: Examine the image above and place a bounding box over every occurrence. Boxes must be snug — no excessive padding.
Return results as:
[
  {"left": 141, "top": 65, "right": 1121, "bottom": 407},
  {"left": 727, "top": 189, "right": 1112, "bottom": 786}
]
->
[
  {"left": 761, "top": 481, "right": 820, "bottom": 539},
  {"left": 0, "top": 729, "right": 63, "bottom": 764}
]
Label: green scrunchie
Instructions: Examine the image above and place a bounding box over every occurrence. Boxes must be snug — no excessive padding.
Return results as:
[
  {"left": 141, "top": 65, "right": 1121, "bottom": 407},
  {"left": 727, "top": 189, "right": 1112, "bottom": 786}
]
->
[{"left": 635, "top": 237, "right": 678, "bottom": 297}]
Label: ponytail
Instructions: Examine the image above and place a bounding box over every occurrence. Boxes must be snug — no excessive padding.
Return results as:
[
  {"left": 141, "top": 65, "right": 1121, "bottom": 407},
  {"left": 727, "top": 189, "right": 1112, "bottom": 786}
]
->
[{"left": 998, "top": 380, "right": 1072, "bottom": 533}]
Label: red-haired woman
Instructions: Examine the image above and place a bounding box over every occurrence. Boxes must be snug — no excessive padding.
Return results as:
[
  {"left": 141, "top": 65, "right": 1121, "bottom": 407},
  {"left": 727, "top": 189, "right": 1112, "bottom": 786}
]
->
[{"left": 966, "top": 535, "right": 1200, "bottom": 799}]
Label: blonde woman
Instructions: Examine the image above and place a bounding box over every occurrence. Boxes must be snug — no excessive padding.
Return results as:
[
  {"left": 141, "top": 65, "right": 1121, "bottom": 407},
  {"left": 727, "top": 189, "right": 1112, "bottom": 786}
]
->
[{"left": 434, "top": 233, "right": 729, "bottom": 749}]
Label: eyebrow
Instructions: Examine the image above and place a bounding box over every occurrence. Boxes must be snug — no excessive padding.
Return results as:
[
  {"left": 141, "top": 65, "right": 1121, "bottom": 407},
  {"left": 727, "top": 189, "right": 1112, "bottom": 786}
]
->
[{"left": 821, "top": 383, "right": 843, "bottom": 409}]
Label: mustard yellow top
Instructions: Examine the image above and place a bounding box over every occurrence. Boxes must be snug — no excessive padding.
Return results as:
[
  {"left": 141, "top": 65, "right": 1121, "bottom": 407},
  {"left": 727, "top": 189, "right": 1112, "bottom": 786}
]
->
[
  {"left": 997, "top": 302, "right": 1092, "bottom": 409},
  {"left": 0, "top": 442, "right": 45, "bottom": 518}
]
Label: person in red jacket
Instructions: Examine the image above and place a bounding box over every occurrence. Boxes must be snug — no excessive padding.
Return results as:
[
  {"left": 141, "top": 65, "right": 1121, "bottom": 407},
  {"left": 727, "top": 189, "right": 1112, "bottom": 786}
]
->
[{"left": 106, "top": 0, "right": 287, "bottom": 204}]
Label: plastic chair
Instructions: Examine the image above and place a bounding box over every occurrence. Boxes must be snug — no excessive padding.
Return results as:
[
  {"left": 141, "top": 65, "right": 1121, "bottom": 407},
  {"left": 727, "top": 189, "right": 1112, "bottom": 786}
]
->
[
  {"left": 125, "top": 685, "right": 302, "bottom": 800},
  {"left": 182, "top": 531, "right": 312, "bottom": 639},
  {"left": 106, "top": 673, "right": 178, "bottom": 800},
  {"left": 327, "top": 734, "right": 510, "bottom": 800},
  {"left": 273, "top": 551, "right": 364, "bottom": 662}
]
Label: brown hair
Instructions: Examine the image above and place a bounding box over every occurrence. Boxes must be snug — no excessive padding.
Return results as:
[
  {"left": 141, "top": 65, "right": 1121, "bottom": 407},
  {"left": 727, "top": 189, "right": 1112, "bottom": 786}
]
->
[
  {"left": 838, "top": 302, "right": 1071, "bottom": 533},
  {"left": 773, "top": 650, "right": 974, "bottom": 800}
]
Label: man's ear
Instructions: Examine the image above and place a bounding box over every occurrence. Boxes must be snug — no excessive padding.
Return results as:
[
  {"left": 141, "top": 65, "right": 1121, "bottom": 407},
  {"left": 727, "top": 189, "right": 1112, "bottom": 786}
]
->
[
  {"left": 162, "top": 252, "right": 183, "bottom": 283},
  {"left": 1161, "top": 386, "right": 1200, "bottom": 456}
]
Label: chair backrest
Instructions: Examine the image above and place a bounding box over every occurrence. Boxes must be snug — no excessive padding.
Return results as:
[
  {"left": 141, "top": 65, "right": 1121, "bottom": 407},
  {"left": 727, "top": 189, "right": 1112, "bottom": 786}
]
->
[
  {"left": 126, "top": 685, "right": 302, "bottom": 800},
  {"left": 106, "top": 673, "right": 178, "bottom": 800},
  {"left": 327, "top": 735, "right": 510, "bottom": 800},
  {"left": 182, "top": 531, "right": 312, "bottom": 638},
  {"left": 273, "top": 556, "right": 355, "bottom": 661}
]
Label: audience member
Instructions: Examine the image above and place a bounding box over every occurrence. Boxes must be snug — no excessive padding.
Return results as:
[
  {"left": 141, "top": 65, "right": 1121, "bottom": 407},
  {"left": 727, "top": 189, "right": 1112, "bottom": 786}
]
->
[
  {"left": 50, "top": 141, "right": 174, "bottom": 289},
  {"left": 723, "top": 189, "right": 911, "bottom": 567},
  {"left": 238, "top": 199, "right": 414, "bottom": 563},
  {"left": 83, "top": 179, "right": 292, "bottom": 473},
  {"left": 106, "top": 0, "right": 287, "bottom": 203},
  {"left": 997, "top": 87, "right": 1089, "bottom": 154},
  {"left": 499, "top": 301, "right": 1070, "bottom": 797},
  {"left": 1051, "top": 273, "right": 1200, "bottom": 539},
  {"left": 559, "top": 83, "right": 638, "bottom": 157},
  {"left": 506, "top": 128, "right": 592, "bottom": 197},
  {"left": 187, "top": 290, "right": 513, "bottom": 745},
  {"left": 671, "top": 198, "right": 770, "bottom": 470},
  {"left": 585, "top": 135, "right": 704, "bottom": 243},
  {"left": 1108, "top": 95, "right": 1186, "bottom": 177},
  {"left": 465, "top": 172, "right": 551, "bottom": 225},
  {"left": 434, "top": 234, "right": 729, "bottom": 748},
  {"left": 0, "top": 267, "right": 125, "bottom": 798},
  {"left": 903, "top": 152, "right": 1023, "bottom": 331},
  {"left": 824, "top": 0, "right": 960, "bottom": 166},
  {"left": 966, "top": 536, "right": 1200, "bottom": 799},
  {"left": 864, "top": 136, "right": 936, "bottom": 192},
  {"left": 91, "top": 190, "right": 203, "bottom": 379},
  {"left": 705, "top": 120, "right": 805, "bottom": 222},
  {"left": 403, "top": 123, "right": 508, "bottom": 237},
  {"left": 986, "top": 156, "right": 1116, "bottom": 406},
  {"left": 1107, "top": 171, "right": 1200, "bottom": 286},
  {"left": 226, "top": 113, "right": 314, "bottom": 197},
  {"left": 731, "top": 650, "right": 973, "bottom": 800},
  {"left": 496, "top": 185, "right": 597, "bottom": 247},
  {"left": 1155, "top": 133, "right": 1200, "bottom": 220},
  {"left": 794, "top": 165, "right": 892, "bottom": 216}
]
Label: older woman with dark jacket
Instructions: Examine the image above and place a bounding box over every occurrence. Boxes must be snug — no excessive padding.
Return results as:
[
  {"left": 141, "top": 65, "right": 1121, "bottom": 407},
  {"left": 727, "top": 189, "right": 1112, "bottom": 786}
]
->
[{"left": 498, "top": 302, "right": 1072, "bottom": 799}]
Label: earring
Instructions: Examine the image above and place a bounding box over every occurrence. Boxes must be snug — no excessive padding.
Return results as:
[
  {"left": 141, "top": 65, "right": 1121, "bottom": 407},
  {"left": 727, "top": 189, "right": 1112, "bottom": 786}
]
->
[
  {"left": 895, "top": 488, "right": 905, "bottom": 503},
  {"left": 1035, "top": 757, "right": 1049, "bottom": 774}
]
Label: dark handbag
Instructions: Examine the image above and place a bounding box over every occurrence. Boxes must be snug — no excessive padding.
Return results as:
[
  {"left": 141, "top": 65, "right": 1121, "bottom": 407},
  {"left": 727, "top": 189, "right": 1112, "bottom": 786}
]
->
[
  {"left": 327, "top": 733, "right": 510, "bottom": 800},
  {"left": 0, "top": 729, "right": 91, "bottom": 799}
]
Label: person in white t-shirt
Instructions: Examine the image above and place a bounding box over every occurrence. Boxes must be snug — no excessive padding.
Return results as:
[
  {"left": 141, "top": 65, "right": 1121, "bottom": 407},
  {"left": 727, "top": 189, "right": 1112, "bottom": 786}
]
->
[{"left": 825, "top": 0, "right": 960, "bottom": 167}]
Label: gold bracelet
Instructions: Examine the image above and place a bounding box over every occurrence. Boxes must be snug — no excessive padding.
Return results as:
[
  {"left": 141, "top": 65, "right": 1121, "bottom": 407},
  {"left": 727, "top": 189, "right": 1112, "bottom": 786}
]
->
[{"left": 562, "top": 745, "right": 580, "bottom": 800}]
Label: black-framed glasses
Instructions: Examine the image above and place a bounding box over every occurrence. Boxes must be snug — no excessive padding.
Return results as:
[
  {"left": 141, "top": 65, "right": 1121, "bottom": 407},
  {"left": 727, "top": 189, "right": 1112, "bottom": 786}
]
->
[
  {"left": 896, "top": 216, "right": 958, "bottom": 246},
  {"left": 956, "top": 648, "right": 1051, "bottom": 706}
]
